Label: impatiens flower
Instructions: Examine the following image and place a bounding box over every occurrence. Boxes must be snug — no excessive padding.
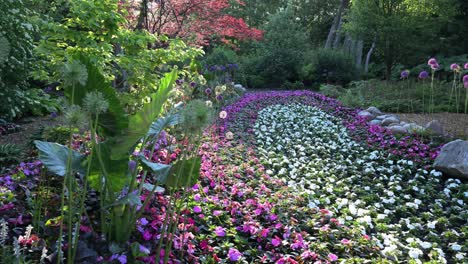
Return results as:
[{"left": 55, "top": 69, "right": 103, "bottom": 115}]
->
[
  {"left": 450, "top": 63, "right": 460, "bottom": 71},
  {"left": 219, "top": 111, "right": 228, "bottom": 119},
  {"left": 214, "top": 226, "right": 226, "bottom": 237},
  {"left": 228, "top": 248, "right": 242, "bottom": 261},
  {"left": 400, "top": 70, "right": 410, "bottom": 79},
  {"left": 341, "top": 238, "right": 351, "bottom": 245},
  {"left": 271, "top": 236, "right": 282, "bottom": 247},
  {"left": 193, "top": 206, "right": 202, "bottom": 213},
  {"left": 213, "top": 210, "right": 222, "bottom": 216},
  {"left": 328, "top": 253, "right": 338, "bottom": 262}
]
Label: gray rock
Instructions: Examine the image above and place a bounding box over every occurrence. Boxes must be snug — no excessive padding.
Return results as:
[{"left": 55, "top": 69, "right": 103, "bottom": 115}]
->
[
  {"left": 434, "top": 140, "right": 468, "bottom": 180},
  {"left": 381, "top": 116, "right": 400, "bottom": 126},
  {"left": 369, "top": 119, "right": 382, "bottom": 125},
  {"left": 358, "top": 110, "right": 375, "bottom": 121},
  {"left": 404, "top": 123, "right": 424, "bottom": 133},
  {"left": 366, "top": 106, "right": 383, "bottom": 116},
  {"left": 388, "top": 125, "right": 408, "bottom": 134},
  {"left": 425, "top": 120, "right": 444, "bottom": 135}
]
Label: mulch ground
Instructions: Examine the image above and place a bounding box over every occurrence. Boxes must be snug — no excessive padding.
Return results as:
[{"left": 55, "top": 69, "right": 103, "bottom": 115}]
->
[{"left": 0, "top": 115, "right": 61, "bottom": 148}]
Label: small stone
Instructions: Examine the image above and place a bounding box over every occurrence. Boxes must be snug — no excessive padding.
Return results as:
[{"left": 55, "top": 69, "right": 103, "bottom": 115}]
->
[
  {"left": 388, "top": 125, "right": 407, "bottom": 134},
  {"left": 358, "top": 111, "right": 375, "bottom": 121},
  {"left": 366, "top": 106, "right": 383, "bottom": 116},
  {"left": 404, "top": 123, "right": 424, "bottom": 133},
  {"left": 425, "top": 120, "right": 444, "bottom": 135},
  {"left": 381, "top": 116, "right": 400, "bottom": 126},
  {"left": 434, "top": 140, "right": 468, "bottom": 180},
  {"left": 369, "top": 119, "right": 382, "bottom": 125}
]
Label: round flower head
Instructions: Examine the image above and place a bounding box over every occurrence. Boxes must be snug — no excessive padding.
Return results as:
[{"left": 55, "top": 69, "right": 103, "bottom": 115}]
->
[
  {"left": 176, "top": 79, "right": 184, "bottom": 85},
  {"left": 418, "top": 71, "right": 429, "bottom": 79},
  {"left": 465, "top": 63, "right": 468, "bottom": 70},
  {"left": 400, "top": 70, "right": 410, "bottom": 79},
  {"left": 205, "top": 100, "right": 213, "bottom": 108},
  {"left": 450, "top": 63, "right": 460, "bottom": 71},
  {"left": 428, "top": 58, "right": 438, "bottom": 66},
  {"left": 430, "top": 63, "right": 439, "bottom": 70},
  {"left": 63, "top": 105, "right": 87, "bottom": 129},
  {"left": 463, "top": 75, "right": 468, "bottom": 83},
  {"left": 204, "top": 88, "right": 212, "bottom": 95},
  {"left": 83, "top": 91, "right": 109, "bottom": 114},
  {"left": 190, "top": 81, "right": 196, "bottom": 88},
  {"left": 219, "top": 111, "right": 227, "bottom": 119},
  {"left": 61, "top": 60, "right": 88, "bottom": 87},
  {"left": 180, "top": 100, "right": 213, "bottom": 133},
  {"left": 216, "top": 94, "right": 223, "bottom": 101}
]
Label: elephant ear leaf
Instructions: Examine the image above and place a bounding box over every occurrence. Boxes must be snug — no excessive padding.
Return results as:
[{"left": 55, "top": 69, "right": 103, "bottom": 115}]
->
[
  {"left": 65, "top": 55, "right": 128, "bottom": 137},
  {"left": 111, "top": 70, "right": 178, "bottom": 159},
  {"left": 139, "top": 156, "right": 172, "bottom": 184},
  {"left": 166, "top": 157, "right": 201, "bottom": 188},
  {"left": 147, "top": 111, "right": 180, "bottom": 138},
  {"left": 34, "top": 140, "right": 85, "bottom": 177}
]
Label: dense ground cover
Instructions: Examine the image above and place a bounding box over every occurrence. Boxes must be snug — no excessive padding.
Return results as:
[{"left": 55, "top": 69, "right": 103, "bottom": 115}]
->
[{"left": 1, "top": 91, "right": 467, "bottom": 263}]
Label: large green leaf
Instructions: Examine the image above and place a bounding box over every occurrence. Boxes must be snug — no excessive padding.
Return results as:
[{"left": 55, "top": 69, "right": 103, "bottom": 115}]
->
[
  {"left": 34, "top": 140, "right": 85, "bottom": 177},
  {"left": 110, "top": 70, "right": 178, "bottom": 159},
  {"left": 146, "top": 111, "right": 180, "bottom": 138},
  {"left": 65, "top": 55, "right": 128, "bottom": 136},
  {"left": 139, "top": 156, "right": 172, "bottom": 184},
  {"left": 166, "top": 157, "right": 201, "bottom": 188},
  {"left": 86, "top": 142, "right": 129, "bottom": 193}
]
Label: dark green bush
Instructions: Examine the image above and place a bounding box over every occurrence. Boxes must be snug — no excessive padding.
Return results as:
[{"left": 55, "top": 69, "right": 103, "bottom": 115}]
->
[
  {"left": 301, "top": 49, "right": 357, "bottom": 86},
  {"left": 319, "top": 84, "right": 346, "bottom": 98},
  {"left": 282, "top": 81, "right": 305, "bottom": 90},
  {"left": 202, "top": 46, "right": 239, "bottom": 68},
  {"left": 0, "top": 144, "right": 22, "bottom": 168},
  {"left": 41, "top": 126, "right": 79, "bottom": 145}
]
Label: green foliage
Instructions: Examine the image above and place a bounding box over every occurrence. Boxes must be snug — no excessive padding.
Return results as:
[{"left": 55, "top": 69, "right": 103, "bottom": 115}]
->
[
  {"left": 41, "top": 126, "right": 79, "bottom": 145},
  {"left": 34, "top": 0, "right": 203, "bottom": 100},
  {"left": 240, "top": 8, "right": 311, "bottom": 87},
  {"left": 338, "top": 80, "right": 464, "bottom": 113},
  {"left": 301, "top": 49, "right": 357, "bottom": 86},
  {"left": 281, "top": 81, "right": 305, "bottom": 90},
  {"left": 0, "top": 88, "right": 63, "bottom": 120},
  {"left": 319, "top": 84, "right": 346, "bottom": 98},
  {"left": 203, "top": 46, "right": 239, "bottom": 67},
  {"left": 34, "top": 141, "right": 85, "bottom": 177},
  {"left": 0, "top": 144, "right": 22, "bottom": 168}
]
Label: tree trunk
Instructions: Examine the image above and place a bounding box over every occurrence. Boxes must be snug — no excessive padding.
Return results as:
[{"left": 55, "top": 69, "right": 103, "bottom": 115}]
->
[
  {"left": 325, "top": 0, "right": 349, "bottom": 49},
  {"left": 364, "top": 42, "right": 375, "bottom": 74},
  {"left": 135, "top": 0, "right": 148, "bottom": 30},
  {"left": 332, "top": 18, "right": 342, "bottom": 49},
  {"left": 355, "top": 40, "right": 363, "bottom": 70},
  {"left": 342, "top": 34, "right": 352, "bottom": 54}
]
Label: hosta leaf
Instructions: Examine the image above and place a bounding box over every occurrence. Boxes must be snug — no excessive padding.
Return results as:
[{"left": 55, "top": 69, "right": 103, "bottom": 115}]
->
[{"left": 34, "top": 140, "right": 85, "bottom": 177}]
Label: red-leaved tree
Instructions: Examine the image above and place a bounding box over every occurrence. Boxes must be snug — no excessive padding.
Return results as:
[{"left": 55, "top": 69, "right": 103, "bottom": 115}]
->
[{"left": 121, "top": 0, "right": 262, "bottom": 46}]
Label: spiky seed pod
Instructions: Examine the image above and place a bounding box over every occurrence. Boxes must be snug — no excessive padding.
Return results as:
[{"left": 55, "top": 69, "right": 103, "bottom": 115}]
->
[
  {"left": 63, "top": 105, "right": 87, "bottom": 129},
  {"left": 180, "top": 99, "right": 213, "bottom": 134},
  {"left": 83, "top": 91, "right": 109, "bottom": 115},
  {"left": 61, "top": 60, "right": 88, "bottom": 87}
]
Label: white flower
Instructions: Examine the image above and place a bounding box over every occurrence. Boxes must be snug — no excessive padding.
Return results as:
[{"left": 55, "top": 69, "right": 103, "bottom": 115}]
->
[
  {"left": 427, "top": 220, "right": 437, "bottom": 229},
  {"left": 455, "top": 252, "right": 466, "bottom": 260},
  {"left": 408, "top": 248, "right": 423, "bottom": 259},
  {"left": 419, "top": 241, "right": 432, "bottom": 249},
  {"left": 450, "top": 243, "right": 461, "bottom": 251}
]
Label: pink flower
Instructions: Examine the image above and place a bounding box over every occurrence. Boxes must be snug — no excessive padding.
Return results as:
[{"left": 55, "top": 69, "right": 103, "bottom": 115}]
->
[
  {"left": 341, "top": 238, "right": 351, "bottom": 245},
  {"left": 214, "top": 226, "right": 226, "bottom": 237},
  {"left": 213, "top": 210, "right": 223, "bottom": 216},
  {"left": 363, "top": 234, "right": 371, "bottom": 240},
  {"left": 193, "top": 206, "right": 202, "bottom": 213},
  {"left": 428, "top": 58, "right": 438, "bottom": 66},
  {"left": 328, "top": 253, "right": 338, "bottom": 262},
  {"left": 450, "top": 63, "right": 460, "bottom": 71},
  {"left": 228, "top": 248, "right": 242, "bottom": 261},
  {"left": 271, "top": 236, "right": 282, "bottom": 247},
  {"left": 464, "top": 62, "right": 468, "bottom": 69}
]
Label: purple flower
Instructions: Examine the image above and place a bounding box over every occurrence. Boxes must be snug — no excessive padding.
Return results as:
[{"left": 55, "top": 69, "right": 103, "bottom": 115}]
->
[
  {"left": 128, "top": 160, "right": 137, "bottom": 172},
  {"left": 139, "top": 244, "right": 150, "bottom": 254},
  {"left": 418, "top": 71, "right": 429, "bottom": 79},
  {"left": 50, "top": 112, "right": 58, "bottom": 118},
  {"left": 216, "top": 95, "right": 223, "bottom": 101},
  {"left": 118, "top": 255, "right": 127, "bottom": 264},
  {"left": 176, "top": 79, "right": 184, "bottom": 85},
  {"left": 428, "top": 58, "right": 438, "bottom": 66},
  {"left": 190, "top": 81, "right": 197, "bottom": 87},
  {"left": 463, "top": 75, "right": 468, "bottom": 83},
  {"left": 193, "top": 206, "right": 202, "bottom": 213},
  {"left": 139, "top": 217, "right": 148, "bottom": 225},
  {"left": 228, "top": 248, "right": 242, "bottom": 261},
  {"left": 214, "top": 226, "right": 226, "bottom": 237},
  {"left": 205, "top": 88, "right": 212, "bottom": 95},
  {"left": 328, "top": 253, "right": 338, "bottom": 262},
  {"left": 465, "top": 62, "right": 468, "bottom": 70},
  {"left": 450, "top": 63, "right": 460, "bottom": 71},
  {"left": 431, "top": 63, "right": 439, "bottom": 70},
  {"left": 400, "top": 70, "right": 409, "bottom": 79},
  {"left": 213, "top": 210, "right": 222, "bottom": 216},
  {"left": 272, "top": 236, "right": 282, "bottom": 247}
]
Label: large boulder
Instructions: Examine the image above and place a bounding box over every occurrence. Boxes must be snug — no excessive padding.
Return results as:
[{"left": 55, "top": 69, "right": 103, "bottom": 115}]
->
[
  {"left": 369, "top": 119, "right": 382, "bottom": 126},
  {"left": 388, "top": 125, "right": 408, "bottom": 134},
  {"left": 381, "top": 116, "right": 400, "bottom": 126},
  {"left": 366, "top": 106, "right": 383, "bottom": 116},
  {"left": 358, "top": 110, "right": 375, "bottom": 121},
  {"left": 425, "top": 120, "right": 444, "bottom": 136},
  {"left": 434, "top": 140, "right": 468, "bottom": 180}
]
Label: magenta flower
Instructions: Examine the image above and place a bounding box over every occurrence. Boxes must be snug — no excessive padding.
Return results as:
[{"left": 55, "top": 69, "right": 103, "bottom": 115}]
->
[
  {"left": 431, "top": 63, "right": 439, "bottom": 70},
  {"left": 428, "top": 58, "right": 438, "bottom": 66},
  {"left": 418, "top": 71, "right": 429, "bottom": 79},
  {"left": 463, "top": 75, "right": 468, "bottom": 88},
  {"left": 213, "top": 210, "right": 222, "bottom": 216},
  {"left": 400, "top": 70, "right": 410, "bottom": 79},
  {"left": 271, "top": 236, "right": 282, "bottom": 247},
  {"left": 465, "top": 62, "right": 468, "bottom": 69},
  {"left": 193, "top": 206, "right": 202, "bottom": 213},
  {"left": 214, "top": 226, "right": 226, "bottom": 237},
  {"left": 228, "top": 248, "right": 242, "bottom": 261},
  {"left": 328, "top": 253, "right": 338, "bottom": 262},
  {"left": 341, "top": 238, "right": 351, "bottom": 245},
  {"left": 450, "top": 63, "right": 460, "bottom": 71}
]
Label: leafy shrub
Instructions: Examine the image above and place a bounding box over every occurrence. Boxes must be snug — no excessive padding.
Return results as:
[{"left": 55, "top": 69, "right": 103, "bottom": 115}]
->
[
  {"left": 41, "top": 126, "right": 79, "bottom": 145},
  {"left": 319, "top": 84, "right": 346, "bottom": 98},
  {"left": 203, "top": 46, "right": 239, "bottom": 67},
  {"left": 238, "top": 8, "right": 310, "bottom": 87},
  {"left": 301, "top": 48, "right": 357, "bottom": 86},
  {"left": 281, "top": 81, "right": 305, "bottom": 90},
  {"left": 0, "top": 144, "right": 22, "bottom": 168},
  {"left": 0, "top": 88, "right": 63, "bottom": 120}
]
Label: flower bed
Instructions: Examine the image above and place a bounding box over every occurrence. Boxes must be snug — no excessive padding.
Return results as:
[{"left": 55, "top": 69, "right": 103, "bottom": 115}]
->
[{"left": 0, "top": 91, "right": 466, "bottom": 263}]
